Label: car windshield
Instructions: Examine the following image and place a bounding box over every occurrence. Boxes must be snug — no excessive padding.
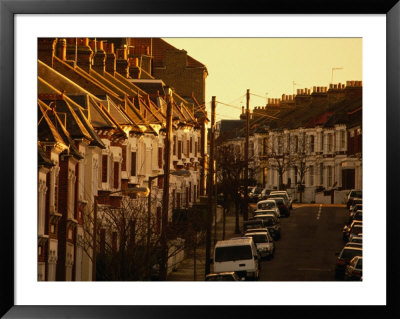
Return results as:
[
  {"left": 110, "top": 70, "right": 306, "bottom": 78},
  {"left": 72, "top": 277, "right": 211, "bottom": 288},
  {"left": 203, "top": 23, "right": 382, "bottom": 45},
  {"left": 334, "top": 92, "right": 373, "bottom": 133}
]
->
[
  {"left": 215, "top": 245, "right": 253, "bottom": 262},
  {"left": 257, "top": 217, "right": 275, "bottom": 226},
  {"left": 245, "top": 234, "right": 267, "bottom": 243},
  {"left": 350, "top": 190, "right": 362, "bottom": 198},
  {"left": 206, "top": 275, "right": 236, "bottom": 281},
  {"left": 356, "top": 258, "right": 363, "bottom": 269},
  {"left": 350, "top": 225, "right": 362, "bottom": 234},
  {"left": 340, "top": 249, "right": 362, "bottom": 260},
  {"left": 258, "top": 202, "right": 275, "bottom": 209}
]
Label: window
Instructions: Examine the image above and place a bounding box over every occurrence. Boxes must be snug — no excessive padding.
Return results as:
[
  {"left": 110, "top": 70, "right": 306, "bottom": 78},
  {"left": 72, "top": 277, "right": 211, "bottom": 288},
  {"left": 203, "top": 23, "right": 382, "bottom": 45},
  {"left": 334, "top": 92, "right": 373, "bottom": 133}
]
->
[
  {"left": 113, "top": 162, "right": 119, "bottom": 189},
  {"left": 173, "top": 136, "right": 177, "bottom": 156},
  {"left": 263, "top": 138, "right": 268, "bottom": 155},
  {"left": 294, "top": 136, "right": 298, "bottom": 153},
  {"left": 54, "top": 169, "right": 59, "bottom": 212},
  {"left": 157, "top": 175, "right": 163, "bottom": 189},
  {"left": 131, "top": 152, "right": 136, "bottom": 176},
  {"left": 190, "top": 137, "right": 193, "bottom": 154},
  {"left": 102, "top": 155, "right": 108, "bottom": 183},
  {"left": 320, "top": 133, "right": 324, "bottom": 152},
  {"left": 309, "top": 165, "right": 314, "bottom": 186},
  {"left": 340, "top": 130, "right": 345, "bottom": 149},
  {"left": 121, "top": 146, "right": 127, "bottom": 171},
  {"left": 328, "top": 134, "right": 333, "bottom": 152},
  {"left": 320, "top": 164, "right": 324, "bottom": 185},
  {"left": 195, "top": 141, "right": 198, "bottom": 156},
  {"left": 158, "top": 147, "right": 163, "bottom": 168},
  {"left": 178, "top": 141, "right": 182, "bottom": 159},
  {"left": 310, "top": 135, "right": 315, "bottom": 153},
  {"left": 277, "top": 136, "right": 283, "bottom": 154},
  {"left": 187, "top": 140, "right": 190, "bottom": 157},
  {"left": 327, "top": 166, "right": 333, "bottom": 187}
]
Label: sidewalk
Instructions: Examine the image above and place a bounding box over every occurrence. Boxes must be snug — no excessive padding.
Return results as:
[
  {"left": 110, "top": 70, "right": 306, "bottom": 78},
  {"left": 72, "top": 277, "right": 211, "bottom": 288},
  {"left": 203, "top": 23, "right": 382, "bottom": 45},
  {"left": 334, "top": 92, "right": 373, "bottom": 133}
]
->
[{"left": 167, "top": 211, "right": 240, "bottom": 281}]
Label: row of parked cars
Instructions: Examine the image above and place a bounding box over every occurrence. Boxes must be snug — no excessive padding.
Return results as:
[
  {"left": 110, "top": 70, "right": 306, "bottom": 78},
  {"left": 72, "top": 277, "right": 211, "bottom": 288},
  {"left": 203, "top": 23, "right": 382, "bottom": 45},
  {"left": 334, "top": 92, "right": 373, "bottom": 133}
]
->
[
  {"left": 335, "top": 190, "right": 362, "bottom": 281},
  {"left": 206, "top": 191, "right": 292, "bottom": 281}
]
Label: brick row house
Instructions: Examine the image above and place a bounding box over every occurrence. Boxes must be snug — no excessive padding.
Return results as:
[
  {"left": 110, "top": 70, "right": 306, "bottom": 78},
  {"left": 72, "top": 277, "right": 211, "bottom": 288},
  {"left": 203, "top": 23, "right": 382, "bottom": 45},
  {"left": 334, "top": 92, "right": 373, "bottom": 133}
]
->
[
  {"left": 37, "top": 38, "right": 208, "bottom": 281},
  {"left": 216, "top": 82, "right": 362, "bottom": 203}
]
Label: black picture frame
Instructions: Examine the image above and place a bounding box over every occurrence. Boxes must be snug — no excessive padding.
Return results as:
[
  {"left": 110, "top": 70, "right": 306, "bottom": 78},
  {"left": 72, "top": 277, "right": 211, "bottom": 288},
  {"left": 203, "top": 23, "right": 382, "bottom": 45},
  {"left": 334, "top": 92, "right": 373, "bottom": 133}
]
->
[{"left": 1, "top": 0, "right": 399, "bottom": 318}]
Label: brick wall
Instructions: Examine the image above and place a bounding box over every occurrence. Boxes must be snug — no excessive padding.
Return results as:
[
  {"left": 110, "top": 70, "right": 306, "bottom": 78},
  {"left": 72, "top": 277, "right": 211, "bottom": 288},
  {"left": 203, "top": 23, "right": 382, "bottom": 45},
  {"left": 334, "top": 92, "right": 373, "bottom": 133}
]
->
[{"left": 153, "top": 50, "right": 206, "bottom": 105}]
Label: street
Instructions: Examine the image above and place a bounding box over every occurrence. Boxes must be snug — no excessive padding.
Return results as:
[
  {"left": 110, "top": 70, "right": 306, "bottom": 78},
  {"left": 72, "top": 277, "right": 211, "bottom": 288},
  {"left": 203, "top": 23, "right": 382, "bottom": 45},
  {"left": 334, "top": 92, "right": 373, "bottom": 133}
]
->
[{"left": 259, "top": 204, "right": 348, "bottom": 281}]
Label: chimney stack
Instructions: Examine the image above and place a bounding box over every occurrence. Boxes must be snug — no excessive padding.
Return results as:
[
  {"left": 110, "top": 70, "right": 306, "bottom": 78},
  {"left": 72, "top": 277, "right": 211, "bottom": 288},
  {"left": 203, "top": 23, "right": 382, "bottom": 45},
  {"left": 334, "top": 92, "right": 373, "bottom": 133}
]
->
[
  {"left": 105, "top": 42, "right": 116, "bottom": 75},
  {"left": 38, "top": 38, "right": 57, "bottom": 67},
  {"left": 76, "top": 38, "right": 93, "bottom": 73},
  {"left": 55, "top": 38, "right": 66, "bottom": 61},
  {"left": 90, "top": 40, "right": 106, "bottom": 75},
  {"left": 116, "top": 47, "right": 129, "bottom": 78}
]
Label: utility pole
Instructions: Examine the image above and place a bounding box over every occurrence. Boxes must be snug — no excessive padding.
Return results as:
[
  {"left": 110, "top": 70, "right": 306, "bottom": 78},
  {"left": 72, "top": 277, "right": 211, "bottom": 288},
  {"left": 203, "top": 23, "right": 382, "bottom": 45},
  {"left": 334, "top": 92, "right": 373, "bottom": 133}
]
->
[
  {"left": 205, "top": 96, "right": 216, "bottom": 275},
  {"left": 160, "top": 91, "right": 173, "bottom": 280},
  {"left": 244, "top": 89, "right": 250, "bottom": 221}
]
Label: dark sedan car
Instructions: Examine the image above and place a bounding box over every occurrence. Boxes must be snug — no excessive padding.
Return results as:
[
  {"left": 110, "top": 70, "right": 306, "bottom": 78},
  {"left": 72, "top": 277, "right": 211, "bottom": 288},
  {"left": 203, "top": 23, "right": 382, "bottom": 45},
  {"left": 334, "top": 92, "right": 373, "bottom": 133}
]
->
[
  {"left": 335, "top": 246, "right": 362, "bottom": 279},
  {"left": 346, "top": 189, "right": 362, "bottom": 208},
  {"left": 205, "top": 272, "right": 241, "bottom": 281},
  {"left": 344, "top": 256, "right": 362, "bottom": 281},
  {"left": 269, "top": 197, "right": 290, "bottom": 217},
  {"left": 253, "top": 214, "right": 281, "bottom": 240}
]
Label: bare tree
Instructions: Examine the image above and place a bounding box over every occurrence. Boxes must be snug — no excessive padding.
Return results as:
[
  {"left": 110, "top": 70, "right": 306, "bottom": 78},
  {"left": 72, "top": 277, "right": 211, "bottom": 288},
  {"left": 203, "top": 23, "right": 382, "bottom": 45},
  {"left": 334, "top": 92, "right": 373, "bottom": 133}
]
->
[
  {"left": 80, "top": 195, "right": 189, "bottom": 281},
  {"left": 215, "top": 144, "right": 247, "bottom": 234},
  {"left": 261, "top": 132, "right": 294, "bottom": 190}
]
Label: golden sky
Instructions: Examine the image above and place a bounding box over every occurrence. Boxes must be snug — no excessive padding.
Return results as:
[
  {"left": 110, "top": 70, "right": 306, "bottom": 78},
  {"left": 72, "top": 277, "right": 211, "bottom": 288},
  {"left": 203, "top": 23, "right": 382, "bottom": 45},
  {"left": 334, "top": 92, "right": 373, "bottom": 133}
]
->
[{"left": 165, "top": 38, "right": 362, "bottom": 121}]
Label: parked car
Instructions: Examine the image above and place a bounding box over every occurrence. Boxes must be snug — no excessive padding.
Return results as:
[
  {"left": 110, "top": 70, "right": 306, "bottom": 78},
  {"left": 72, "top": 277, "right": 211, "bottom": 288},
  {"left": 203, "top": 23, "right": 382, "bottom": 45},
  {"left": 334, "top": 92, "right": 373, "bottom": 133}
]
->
[
  {"left": 253, "top": 214, "right": 281, "bottom": 239},
  {"left": 256, "top": 199, "right": 280, "bottom": 217},
  {"left": 335, "top": 246, "right": 362, "bottom": 279},
  {"left": 212, "top": 237, "right": 260, "bottom": 280},
  {"left": 348, "top": 224, "right": 363, "bottom": 242},
  {"left": 349, "top": 236, "right": 362, "bottom": 244},
  {"left": 349, "top": 199, "right": 362, "bottom": 212},
  {"left": 242, "top": 219, "right": 265, "bottom": 233},
  {"left": 268, "top": 197, "right": 290, "bottom": 217},
  {"left": 349, "top": 210, "right": 362, "bottom": 223},
  {"left": 344, "top": 256, "right": 363, "bottom": 281},
  {"left": 249, "top": 187, "right": 263, "bottom": 202},
  {"left": 244, "top": 231, "right": 275, "bottom": 260},
  {"left": 344, "top": 242, "right": 362, "bottom": 248},
  {"left": 205, "top": 272, "right": 241, "bottom": 281},
  {"left": 343, "top": 220, "right": 363, "bottom": 241},
  {"left": 254, "top": 208, "right": 280, "bottom": 219},
  {"left": 258, "top": 188, "right": 272, "bottom": 201},
  {"left": 346, "top": 189, "right": 362, "bottom": 208},
  {"left": 269, "top": 191, "right": 293, "bottom": 209},
  {"left": 349, "top": 204, "right": 362, "bottom": 222}
]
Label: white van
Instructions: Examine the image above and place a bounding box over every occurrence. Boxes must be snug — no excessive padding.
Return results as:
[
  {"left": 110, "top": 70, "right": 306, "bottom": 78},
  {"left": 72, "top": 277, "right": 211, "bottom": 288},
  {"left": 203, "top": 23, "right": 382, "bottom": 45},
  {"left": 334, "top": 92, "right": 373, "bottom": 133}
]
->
[{"left": 212, "top": 237, "right": 260, "bottom": 280}]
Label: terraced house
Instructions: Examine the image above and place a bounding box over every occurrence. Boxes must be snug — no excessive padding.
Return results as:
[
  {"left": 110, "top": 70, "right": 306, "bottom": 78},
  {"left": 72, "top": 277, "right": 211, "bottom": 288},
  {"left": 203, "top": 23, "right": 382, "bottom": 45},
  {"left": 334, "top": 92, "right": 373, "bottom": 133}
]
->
[
  {"left": 216, "top": 81, "right": 362, "bottom": 204},
  {"left": 37, "top": 38, "right": 208, "bottom": 281}
]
